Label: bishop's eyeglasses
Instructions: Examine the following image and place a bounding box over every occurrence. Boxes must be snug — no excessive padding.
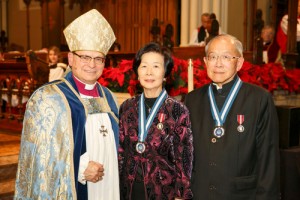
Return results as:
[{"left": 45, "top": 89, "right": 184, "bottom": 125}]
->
[
  {"left": 73, "top": 52, "right": 106, "bottom": 65},
  {"left": 207, "top": 53, "right": 240, "bottom": 63}
]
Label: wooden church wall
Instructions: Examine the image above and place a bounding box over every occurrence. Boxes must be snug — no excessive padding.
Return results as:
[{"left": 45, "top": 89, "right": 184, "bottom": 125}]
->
[
  {"left": 7, "top": 0, "right": 81, "bottom": 51},
  {"left": 93, "top": 0, "right": 179, "bottom": 52},
  {"left": 7, "top": 0, "right": 178, "bottom": 52},
  {"left": 6, "top": 0, "right": 282, "bottom": 53}
]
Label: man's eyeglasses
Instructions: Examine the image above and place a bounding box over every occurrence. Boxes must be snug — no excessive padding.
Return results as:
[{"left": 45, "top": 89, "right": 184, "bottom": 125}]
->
[
  {"left": 207, "top": 54, "right": 240, "bottom": 63},
  {"left": 73, "top": 52, "right": 105, "bottom": 65}
]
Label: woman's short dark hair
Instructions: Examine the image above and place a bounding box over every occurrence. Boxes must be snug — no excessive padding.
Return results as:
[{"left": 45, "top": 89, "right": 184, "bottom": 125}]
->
[{"left": 132, "top": 42, "right": 174, "bottom": 78}]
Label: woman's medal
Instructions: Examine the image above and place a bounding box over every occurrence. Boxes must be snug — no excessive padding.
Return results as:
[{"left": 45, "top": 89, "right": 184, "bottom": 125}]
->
[
  {"left": 208, "top": 77, "right": 243, "bottom": 139},
  {"left": 157, "top": 113, "right": 165, "bottom": 130},
  {"left": 137, "top": 90, "right": 167, "bottom": 153},
  {"left": 157, "top": 123, "right": 163, "bottom": 130},
  {"left": 136, "top": 142, "right": 146, "bottom": 154}
]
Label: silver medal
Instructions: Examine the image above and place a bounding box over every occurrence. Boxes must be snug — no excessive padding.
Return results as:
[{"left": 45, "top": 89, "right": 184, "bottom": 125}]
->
[
  {"left": 213, "top": 126, "right": 225, "bottom": 138},
  {"left": 237, "top": 125, "right": 244, "bottom": 133},
  {"left": 136, "top": 142, "right": 146, "bottom": 154}
]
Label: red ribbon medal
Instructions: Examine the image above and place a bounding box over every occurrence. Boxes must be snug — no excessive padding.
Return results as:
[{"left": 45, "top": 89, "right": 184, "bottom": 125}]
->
[
  {"left": 237, "top": 115, "right": 245, "bottom": 132},
  {"left": 157, "top": 113, "right": 165, "bottom": 130}
]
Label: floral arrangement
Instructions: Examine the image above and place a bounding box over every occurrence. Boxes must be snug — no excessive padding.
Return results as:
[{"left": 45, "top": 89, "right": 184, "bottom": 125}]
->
[
  {"left": 98, "top": 57, "right": 300, "bottom": 97},
  {"left": 98, "top": 59, "right": 139, "bottom": 95}
]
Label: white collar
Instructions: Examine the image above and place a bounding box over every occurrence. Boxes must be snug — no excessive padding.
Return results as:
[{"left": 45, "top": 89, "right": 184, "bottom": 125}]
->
[{"left": 73, "top": 75, "right": 97, "bottom": 90}]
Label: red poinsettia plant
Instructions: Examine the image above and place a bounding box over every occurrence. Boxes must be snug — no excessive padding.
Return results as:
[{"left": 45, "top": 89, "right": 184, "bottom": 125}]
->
[
  {"left": 98, "top": 59, "right": 138, "bottom": 96},
  {"left": 166, "top": 57, "right": 211, "bottom": 96},
  {"left": 98, "top": 57, "right": 300, "bottom": 97},
  {"left": 238, "top": 61, "right": 300, "bottom": 93}
]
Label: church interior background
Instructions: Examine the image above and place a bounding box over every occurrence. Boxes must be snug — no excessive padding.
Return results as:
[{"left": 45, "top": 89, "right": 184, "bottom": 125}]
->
[{"left": 0, "top": 0, "right": 300, "bottom": 199}]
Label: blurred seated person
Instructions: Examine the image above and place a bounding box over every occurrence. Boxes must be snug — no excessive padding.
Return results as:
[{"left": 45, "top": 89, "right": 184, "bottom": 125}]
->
[
  {"left": 189, "top": 13, "right": 210, "bottom": 46},
  {"left": 205, "top": 19, "right": 220, "bottom": 44},
  {"left": 261, "top": 25, "right": 281, "bottom": 63},
  {"left": 48, "top": 46, "right": 67, "bottom": 82}
]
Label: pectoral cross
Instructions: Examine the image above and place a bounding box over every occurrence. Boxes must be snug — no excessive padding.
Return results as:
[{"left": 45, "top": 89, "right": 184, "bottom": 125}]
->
[{"left": 99, "top": 125, "right": 108, "bottom": 136}]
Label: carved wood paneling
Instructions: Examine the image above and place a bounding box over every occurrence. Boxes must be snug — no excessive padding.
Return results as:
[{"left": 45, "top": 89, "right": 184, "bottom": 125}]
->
[
  {"left": 0, "top": 61, "right": 33, "bottom": 129},
  {"left": 92, "top": 0, "right": 178, "bottom": 52}
]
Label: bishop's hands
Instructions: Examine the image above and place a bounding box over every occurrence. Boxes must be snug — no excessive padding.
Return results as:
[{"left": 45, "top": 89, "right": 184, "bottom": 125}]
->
[{"left": 84, "top": 161, "right": 104, "bottom": 183}]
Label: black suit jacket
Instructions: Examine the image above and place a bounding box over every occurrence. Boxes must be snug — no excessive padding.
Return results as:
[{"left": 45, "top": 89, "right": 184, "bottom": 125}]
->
[{"left": 185, "top": 82, "right": 280, "bottom": 200}]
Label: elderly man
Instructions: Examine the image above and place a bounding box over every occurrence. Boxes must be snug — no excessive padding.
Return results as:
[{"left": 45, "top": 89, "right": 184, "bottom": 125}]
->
[
  {"left": 185, "top": 34, "right": 280, "bottom": 199},
  {"left": 14, "top": 9, "right": 120, "bottom": 199},
  {"left": 189, "top": 12, "right": 211, "bottom": 46},
  {"left": 261, "top": 25, "right": 281, "bottom": 63}
]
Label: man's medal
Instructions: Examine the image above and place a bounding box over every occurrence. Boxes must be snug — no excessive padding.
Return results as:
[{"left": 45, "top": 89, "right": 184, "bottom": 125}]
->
[
  {"left": 237, "top": 115, "right": 245, "bottom": 132},
  {"left": 208, "top": 77, "right": 243, "bottom": 139},
  {"left": 213, "top": 126, "right": 225, "bottom": 138},
  {"left": 137, "top": 89, "right": 167, "bottom": 153}
]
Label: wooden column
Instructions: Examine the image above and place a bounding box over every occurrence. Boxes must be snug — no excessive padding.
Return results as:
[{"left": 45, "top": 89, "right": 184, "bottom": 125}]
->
[
  {"left": 1, "top": 0, "right": 9, "bottom": 35},
  {"left": 212, "top": 0, "right": 221, "bottom": 22},
  {"left": 283, "top": 0, "right": 298, "bottom": 68},
  {"left": 45, "top": 1, "right": 49, "bottom": 47},
  {"left": 271, "top": 0, "right": 278, "bottom": 26},
  {"left": 201, "top": 0, "right": 209, "bottom": 13},
  {"left": 220, "top": 0, "right": 228, "bottom": 33},
  {"left": 39, "top": 0, "right": 45, "bottom": 48},
  {"left": 189, "top": 0, "right": 198, "bottom": 38},
  {"left": 24, "top": 0, "right": 31, "bottom": 50},
  {"left": 180, "top": 0, "right": 189, "bottom": 46},
  {"left": 250, "top": 0, "right": 257, "bottom": 51},
  {"left": 243, "top": 0, "right": 248, "bottom": 50},
  {"left": 41, "top": 0, "right": 50, "bottom": 48},
  {"left": 287, "top": 0, "right": 298, "bottom": 53},
  {"left": 59, "top": 0, "right": 66, "bottom": 46},
  {"left": 243, "top": 0, "right": 257, "bottom": 51}
]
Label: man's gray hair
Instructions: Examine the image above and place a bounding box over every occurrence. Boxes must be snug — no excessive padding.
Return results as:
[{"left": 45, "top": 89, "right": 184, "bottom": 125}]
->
[
  {"left": 201, "top": 12, "right": 210, "bottom": 17},
  {"left": 205, "top": 34, "right": 244, "bottom": 57}
]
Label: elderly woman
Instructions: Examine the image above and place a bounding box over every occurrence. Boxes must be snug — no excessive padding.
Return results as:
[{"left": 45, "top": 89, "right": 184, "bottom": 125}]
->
[{"left": 118, "top": 42, "right": 193, "bottom": 200}]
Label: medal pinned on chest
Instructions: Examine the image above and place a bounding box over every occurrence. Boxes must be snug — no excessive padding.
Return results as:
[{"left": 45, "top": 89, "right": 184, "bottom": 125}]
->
[
  {"left": 213, "top": 126, "right": 225, "bottom": 138},
  {"left": 157, "top": 113, "right": 166, "bottom": 130},
  {"left": 137, "top": 90, "right": 167, "bottom": 154},
  {"left": 208, "top": 77, "right": 243, "bottom": 139},
  {"left": 237, "top": 115, "right": 245, "bottom": 132},
  {"left": 136, "top": 142, "right": 146, "bottom": 154}
]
